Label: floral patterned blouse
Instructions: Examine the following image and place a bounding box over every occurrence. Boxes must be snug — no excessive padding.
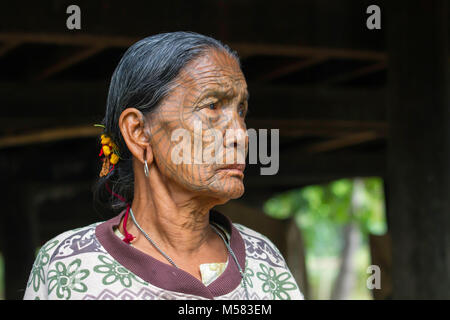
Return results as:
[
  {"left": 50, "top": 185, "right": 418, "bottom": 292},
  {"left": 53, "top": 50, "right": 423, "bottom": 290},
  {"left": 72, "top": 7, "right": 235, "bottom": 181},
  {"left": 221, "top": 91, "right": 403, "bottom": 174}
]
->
[{"left": 24, "top": 210, "right": 304, "bottom": 300}]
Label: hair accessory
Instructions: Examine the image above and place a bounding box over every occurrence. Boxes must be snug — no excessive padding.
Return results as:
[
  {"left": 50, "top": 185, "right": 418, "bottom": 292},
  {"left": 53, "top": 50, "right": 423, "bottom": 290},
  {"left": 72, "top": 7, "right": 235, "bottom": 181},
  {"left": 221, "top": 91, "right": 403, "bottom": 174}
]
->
[
  {"left": 104, "top": 182, "right": 135, "bottom": 244},
  {"left": 94, "top": 124, "right": 121, "bottom": 177}
]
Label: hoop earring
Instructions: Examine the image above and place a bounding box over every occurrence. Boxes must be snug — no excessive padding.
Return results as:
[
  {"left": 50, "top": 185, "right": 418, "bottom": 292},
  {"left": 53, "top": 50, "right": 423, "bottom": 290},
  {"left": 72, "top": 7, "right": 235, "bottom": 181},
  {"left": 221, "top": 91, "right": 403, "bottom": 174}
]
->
[
  {"left": 144, "top": 159, "right": 149, "bottom": 177},
  {"left": 143, "top": 148, "right": 149, "bottom": 177}
]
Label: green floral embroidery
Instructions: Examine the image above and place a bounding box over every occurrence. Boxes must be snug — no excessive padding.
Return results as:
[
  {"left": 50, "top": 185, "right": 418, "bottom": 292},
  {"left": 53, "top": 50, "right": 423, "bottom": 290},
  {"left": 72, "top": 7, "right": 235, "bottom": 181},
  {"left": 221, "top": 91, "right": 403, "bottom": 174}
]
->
[
  {"left": 94, "top": 255, "right": 146, "bottom": 287},
  {"left": 27, "top": 239, "right": 59, "bottom": 292},
  {"left": 242, "top": 261, "right": 254, "bottom": 289},
  {"left": 256, "top": 263, "right": 297, "bottom": 300},
  {"left": 47, "top": 259, "right": 90, "bottom": 299}
]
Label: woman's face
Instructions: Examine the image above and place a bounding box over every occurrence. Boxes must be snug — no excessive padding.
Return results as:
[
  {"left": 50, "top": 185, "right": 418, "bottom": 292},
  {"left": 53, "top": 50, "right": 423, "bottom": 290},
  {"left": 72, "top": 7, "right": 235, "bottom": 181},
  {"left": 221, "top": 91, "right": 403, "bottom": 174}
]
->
[{"left": 147, "top": 49, "right": 249, "bottom": 202}]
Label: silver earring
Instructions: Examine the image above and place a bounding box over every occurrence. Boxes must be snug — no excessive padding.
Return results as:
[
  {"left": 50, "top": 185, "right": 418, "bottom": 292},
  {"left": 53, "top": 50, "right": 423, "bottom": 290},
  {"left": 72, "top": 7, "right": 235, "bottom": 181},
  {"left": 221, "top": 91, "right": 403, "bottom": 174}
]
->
[{"left": 144, "top": 160, "right": 149, "bottom": 177}]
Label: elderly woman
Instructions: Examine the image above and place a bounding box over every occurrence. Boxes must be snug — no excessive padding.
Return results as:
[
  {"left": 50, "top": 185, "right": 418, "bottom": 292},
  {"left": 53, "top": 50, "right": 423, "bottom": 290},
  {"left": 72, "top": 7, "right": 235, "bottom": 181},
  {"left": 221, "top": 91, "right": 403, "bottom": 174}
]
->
[{"left": 24, "top": 32, "right": 303, "bottom": 300}]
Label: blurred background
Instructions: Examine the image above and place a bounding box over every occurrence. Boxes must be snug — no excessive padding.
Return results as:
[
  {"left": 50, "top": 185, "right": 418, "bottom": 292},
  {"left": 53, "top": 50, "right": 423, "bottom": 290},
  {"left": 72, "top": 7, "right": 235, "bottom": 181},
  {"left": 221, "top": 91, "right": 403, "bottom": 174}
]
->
[{"left": 0, "top": 0, "right": 449, "bottom": 300}]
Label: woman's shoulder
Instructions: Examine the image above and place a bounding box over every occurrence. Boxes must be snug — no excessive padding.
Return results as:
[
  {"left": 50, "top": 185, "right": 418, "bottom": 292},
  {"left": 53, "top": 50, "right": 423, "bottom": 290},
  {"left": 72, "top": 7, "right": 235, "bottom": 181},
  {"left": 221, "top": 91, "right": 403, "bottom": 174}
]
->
[
  {"left": 212, "top": 210, "right": 281, "bottom": 254},
  {"left": 232, "top": 222, "right": 304, "bottom": 300},
  {"left": 233, "top": 223, "right": 279, "bottom": 245},
  {"left": 24, "top": 221, "right": 107, "bottom": 300},
  {"left": 232, "top": 223, "right": 284, "bottom": 259},
  {"left": 36, "top": 221, "right": 105, "bottom": 265}
]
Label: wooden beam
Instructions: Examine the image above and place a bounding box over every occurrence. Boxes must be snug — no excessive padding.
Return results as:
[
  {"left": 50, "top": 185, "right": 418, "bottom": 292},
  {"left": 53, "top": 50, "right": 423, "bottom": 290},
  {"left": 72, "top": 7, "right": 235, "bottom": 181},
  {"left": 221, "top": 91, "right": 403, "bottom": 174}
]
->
[
  {"left": 0, "top": 125, "right": 101, "bottom": 149},
  {"left": 243, "top": 152, "right": 386, "bottom": 189},
  {"left": 303, "top": 131, "right": 382, "bottom": 154},
  {"left": 246, "top": 85, "right": 386, "bottom": 122},
  {"left": 35, "top": 45, "right": 105, "bottom": 80},
  {"left": 0, "top": 83, "right": 386, "bottom": 123},
  {"left": 0, "top": 32, "right": 137, "bottom": 47},
  {"left": 0, "top": 32, "right": 387, "bottom": 61},
  {"left": 247, "top": 119, "right": 388, "bottom": 137},
  {"left": 257, "top": 56, "right": 329, "bottom": 83},
  {"left": 0, "top": 1, "right": 386, "bottom": 52},
  {"left": 323, "top": 61, "right": 387, "bottom": 85},
  {"left": 0, "top": 40, "right": 21, "bottom": 58},
  {"left": 0, "top": 118, "right": 387, "bottom": 146},
  {"left": 233, "top": 42, "right": 387, "bottom": 61}
]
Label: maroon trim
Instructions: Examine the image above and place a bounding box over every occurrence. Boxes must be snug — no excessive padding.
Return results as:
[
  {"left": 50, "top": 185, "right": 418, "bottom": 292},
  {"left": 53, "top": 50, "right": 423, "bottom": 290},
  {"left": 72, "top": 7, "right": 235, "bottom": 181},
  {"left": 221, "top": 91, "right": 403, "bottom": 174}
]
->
[{"left": 95, "top": 209, "right": 246, "bottom": 299}]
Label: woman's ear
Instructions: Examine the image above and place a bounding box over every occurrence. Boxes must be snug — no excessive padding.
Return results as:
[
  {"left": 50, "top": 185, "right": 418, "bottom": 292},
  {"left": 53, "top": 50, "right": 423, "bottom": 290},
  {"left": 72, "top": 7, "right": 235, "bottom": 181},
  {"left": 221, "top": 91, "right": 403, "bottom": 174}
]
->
[
  {"left": 119, "top": 108, "right": 152, "bottom": 165},
  {"left": 143, "top": 134, "right": 154, "bottom": 166}
]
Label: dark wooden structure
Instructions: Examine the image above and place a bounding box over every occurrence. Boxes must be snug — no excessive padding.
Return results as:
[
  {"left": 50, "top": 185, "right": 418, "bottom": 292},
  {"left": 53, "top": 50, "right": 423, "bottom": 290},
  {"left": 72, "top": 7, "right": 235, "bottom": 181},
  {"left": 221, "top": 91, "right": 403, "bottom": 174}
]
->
[
  {"left": 387, "top": 0, "right": 450, "bottom": 299},
  {"left": 0, "top": 0, "right": 448, "bottom": 299}
]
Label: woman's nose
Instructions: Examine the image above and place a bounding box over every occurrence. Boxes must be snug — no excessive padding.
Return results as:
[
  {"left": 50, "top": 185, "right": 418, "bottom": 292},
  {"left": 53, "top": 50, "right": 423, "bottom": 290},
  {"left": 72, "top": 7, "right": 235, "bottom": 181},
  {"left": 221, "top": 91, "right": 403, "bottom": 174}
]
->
[{"left": 223, "top": 119, "right": 248, "bottom": 149}]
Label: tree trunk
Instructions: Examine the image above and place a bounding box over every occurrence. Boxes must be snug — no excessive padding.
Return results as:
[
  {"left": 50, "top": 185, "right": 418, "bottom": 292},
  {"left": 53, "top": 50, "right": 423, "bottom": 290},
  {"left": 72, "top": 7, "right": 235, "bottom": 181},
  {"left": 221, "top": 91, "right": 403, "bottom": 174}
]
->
[
  {"left": 286, "top": 217, "right": 309, "bottom": 299},
  {"left": 331, "top": 178, "right": 363, "bottom": 300},
  {"left": 331, "top": 222, "right": 360, "bottom": 299}
]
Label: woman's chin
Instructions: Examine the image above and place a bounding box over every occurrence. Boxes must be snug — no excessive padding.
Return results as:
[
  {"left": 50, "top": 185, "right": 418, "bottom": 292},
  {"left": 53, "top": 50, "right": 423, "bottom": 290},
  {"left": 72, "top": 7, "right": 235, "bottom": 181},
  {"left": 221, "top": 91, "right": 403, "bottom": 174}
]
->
[{"left": 210, "top": 179, "right": 245, "bottom": 202}]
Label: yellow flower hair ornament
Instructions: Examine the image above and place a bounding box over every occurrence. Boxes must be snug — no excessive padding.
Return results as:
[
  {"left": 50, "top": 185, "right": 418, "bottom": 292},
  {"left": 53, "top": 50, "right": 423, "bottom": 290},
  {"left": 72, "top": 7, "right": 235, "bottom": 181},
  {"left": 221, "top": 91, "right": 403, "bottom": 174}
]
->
[{"left": 94, "top": 124, "right": 121, "bottom": 177}]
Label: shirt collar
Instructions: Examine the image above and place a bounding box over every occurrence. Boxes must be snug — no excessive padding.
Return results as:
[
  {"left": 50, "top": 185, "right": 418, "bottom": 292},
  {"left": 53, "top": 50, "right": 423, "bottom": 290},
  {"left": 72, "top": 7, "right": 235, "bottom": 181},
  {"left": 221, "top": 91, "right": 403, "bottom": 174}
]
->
[{"left": 95, "top": 208, "right": 246, "bottom": 299}]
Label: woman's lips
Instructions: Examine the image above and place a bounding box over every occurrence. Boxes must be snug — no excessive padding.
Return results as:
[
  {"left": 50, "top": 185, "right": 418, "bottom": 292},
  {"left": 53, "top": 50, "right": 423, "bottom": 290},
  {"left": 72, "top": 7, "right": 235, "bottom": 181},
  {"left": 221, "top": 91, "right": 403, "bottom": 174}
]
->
[{"left": 217, "top": 164, "right": 246, "bottom": 176}]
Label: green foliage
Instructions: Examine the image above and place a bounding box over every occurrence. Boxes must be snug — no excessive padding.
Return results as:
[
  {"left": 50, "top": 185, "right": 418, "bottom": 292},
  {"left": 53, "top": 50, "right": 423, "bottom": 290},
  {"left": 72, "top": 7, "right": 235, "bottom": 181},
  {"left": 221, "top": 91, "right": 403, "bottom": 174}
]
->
[
  {"left": 354, "top": 178, "right": 386, "bottom": 235},
  {"left": 263, "top": 177, "right": 387, "bottom": 256},
  {"left": 263, "top": 177, "right": 387, "bottom": 299}
]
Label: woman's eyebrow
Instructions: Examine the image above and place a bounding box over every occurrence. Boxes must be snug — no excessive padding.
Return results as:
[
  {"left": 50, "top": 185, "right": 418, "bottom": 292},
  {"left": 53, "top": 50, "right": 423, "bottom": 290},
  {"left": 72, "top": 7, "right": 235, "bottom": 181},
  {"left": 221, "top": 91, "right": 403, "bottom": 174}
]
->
[
  {"left": 196, "top": 87, "right": 231, "bottom": 101},
  {"left": 193, "top": 85, "right": 248, "bottom": 106}
]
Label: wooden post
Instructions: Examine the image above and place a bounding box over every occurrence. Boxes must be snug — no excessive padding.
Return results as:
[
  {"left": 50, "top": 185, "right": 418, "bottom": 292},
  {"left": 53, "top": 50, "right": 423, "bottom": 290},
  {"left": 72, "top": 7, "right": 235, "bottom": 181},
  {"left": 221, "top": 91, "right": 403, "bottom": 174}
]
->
[
  {"left": 0, "top": 182, "right": 37, "bottom": 300},
  {"left": 387, "top": 0, "right": 450, "bottom": 299}
]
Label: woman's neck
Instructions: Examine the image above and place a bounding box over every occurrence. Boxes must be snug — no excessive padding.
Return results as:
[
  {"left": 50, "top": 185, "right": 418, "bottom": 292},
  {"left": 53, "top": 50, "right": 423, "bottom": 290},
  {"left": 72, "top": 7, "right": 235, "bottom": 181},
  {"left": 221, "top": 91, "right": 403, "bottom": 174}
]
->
[
  {"left": 120, "top": 163, "right": 224, "bottom": 257},
  {"left": 129, "top": 197, "right": 213, "bottom": 255}
]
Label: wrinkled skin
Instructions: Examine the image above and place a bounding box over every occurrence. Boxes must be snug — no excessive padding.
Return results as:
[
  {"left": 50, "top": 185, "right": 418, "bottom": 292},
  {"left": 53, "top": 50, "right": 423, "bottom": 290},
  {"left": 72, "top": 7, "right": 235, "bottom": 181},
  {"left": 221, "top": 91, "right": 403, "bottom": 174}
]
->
[{"left": 147, "top": 48, "right": 249, "bottom": 202}]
